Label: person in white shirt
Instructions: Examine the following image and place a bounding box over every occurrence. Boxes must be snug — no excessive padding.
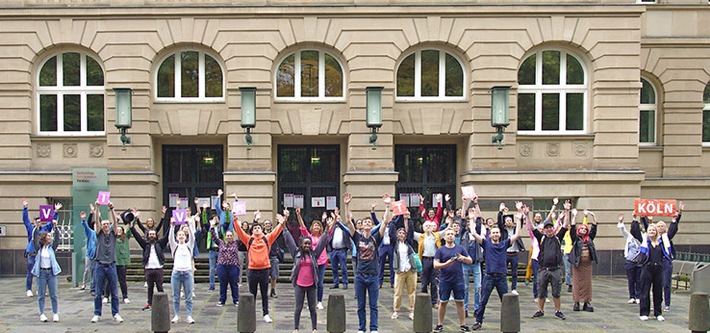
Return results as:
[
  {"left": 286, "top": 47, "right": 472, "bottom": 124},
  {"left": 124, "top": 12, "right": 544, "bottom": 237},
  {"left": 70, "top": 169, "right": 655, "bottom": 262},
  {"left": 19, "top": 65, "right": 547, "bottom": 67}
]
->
[{"left": 168, "top": 217, "right": 196, "bottom": 324}]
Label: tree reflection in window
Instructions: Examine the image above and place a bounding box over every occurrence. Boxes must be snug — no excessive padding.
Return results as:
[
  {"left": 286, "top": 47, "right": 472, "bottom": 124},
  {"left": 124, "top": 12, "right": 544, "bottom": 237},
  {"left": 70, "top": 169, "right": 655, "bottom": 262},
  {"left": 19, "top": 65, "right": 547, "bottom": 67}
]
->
[
  {"left": 276, "top": 50, "right": 344, "bottom": 99},
  {"left": 156, "top": 50, "right": 224, "bottom": 100},
  {"left": 396, "top": 49, "right": 464, "bottom": 99}
]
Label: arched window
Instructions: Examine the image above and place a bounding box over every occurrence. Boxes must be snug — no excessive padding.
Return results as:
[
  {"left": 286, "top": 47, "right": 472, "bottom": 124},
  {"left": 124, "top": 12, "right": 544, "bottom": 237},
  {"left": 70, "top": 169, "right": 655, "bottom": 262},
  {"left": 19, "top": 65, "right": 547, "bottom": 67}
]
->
[
  {"left": 703, "top": 82, "right": 710, "bottom": 144},
  {"left": 517, "top": 50, "right": 587, "bottom": 134},
  {"left": 275, "top": 50, "right": 344, "bottom": 100},
  {"left": 37, "top": 51, "right": 105, "bottom": 135},
  {"left": 396, "top": 49, "right": 464, "bottom": 100},
  {"left": 640, "top": 78, "right": 657, "bottom": 144},
  {"left": 156, "top": 50, "right": 224, "bottom": 101}
]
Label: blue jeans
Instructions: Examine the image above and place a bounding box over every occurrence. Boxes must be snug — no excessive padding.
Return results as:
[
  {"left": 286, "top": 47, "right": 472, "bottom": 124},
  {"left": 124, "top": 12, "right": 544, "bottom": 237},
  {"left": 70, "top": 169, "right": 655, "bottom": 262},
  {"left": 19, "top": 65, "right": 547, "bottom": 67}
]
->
[
  {"left": 378, "top": 244, "right": 394, "bottom": 287},
  {"left": 37, "top": 269, "right": 58, "bottom": 314},
  {"left": 93, "top": 263, "right": 119, "bottom": 317},
  {"left": 663, "top": 259, "right": 672, "bottom": 306},
  {"left": 216, "top": 264, "right": 239, "bottom": 304},
  {"left": 463, "top": 262, "right": 482, "bottom": 312},
  {"left": 531, "top": 259, "right": 539, "bottom": 298},
  {"left": 330, "top": 249, "right": 349, "bottom": 287},
  {"left": 208, "top": 250, "right": 219, "bottom": 289},
  {"left": 506, "top": 253, "right": 519, "bottom": 291},
  {"left": 624, "top": 259, "right": 642, "bottom": 299},
  {"left": 317, "top": 264, "right": 326, "bottom": 302},
  {"left": 89, "top": 260, "right": 97, "bottom": 294},
  {"left": 475, "top": 273, "right": 508, "bottom": 324},
  {"left": 26, "top": 254, "right": 36, "bottom": 291},
  {"left": 563, "top": 253, "right": 572, "bottom": 286},
  {"left": 355, "top": 275, "right": 379, "bottom": 331},
  {"left": 171, "top": 270, "right": 194, "bottom": 317}
]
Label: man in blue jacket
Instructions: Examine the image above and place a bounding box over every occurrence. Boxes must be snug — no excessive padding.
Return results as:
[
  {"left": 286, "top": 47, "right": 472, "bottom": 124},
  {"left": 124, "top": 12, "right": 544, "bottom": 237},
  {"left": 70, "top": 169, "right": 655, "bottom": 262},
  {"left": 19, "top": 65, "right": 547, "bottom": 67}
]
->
[{"left": 22, "top": 199, "right": 59, "bottom": 297}]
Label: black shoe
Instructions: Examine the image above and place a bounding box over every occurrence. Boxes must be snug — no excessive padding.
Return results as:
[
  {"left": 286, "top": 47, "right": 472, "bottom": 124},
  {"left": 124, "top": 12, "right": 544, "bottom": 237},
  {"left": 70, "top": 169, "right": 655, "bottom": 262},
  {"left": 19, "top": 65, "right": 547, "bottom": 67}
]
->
[
  {"left": 330, "top": 285, "right": 339, "bottom": 289},
  {"left": 583, "top": 302, "right": 594, "bottom": 312},
  {"left": 343, "top": 285, "right": 348, "bottom": 290},
  {"left": 460, "top": 325, "right": 471, "bottom": 332},
  {"left": 573, "top": 302, "right": 580, "bottom": 311},
  {"left": 567, "top": 285, "right": 572, "bottom": 292},
  {"left": 532, "top": 310, "right": 544, "bottom": 318},
  {"left": 433, "top": 324, "right": 444, "bottom": 333},
  {"left": 555, "top": 311, "right": 566, "bottom": 320},
  {"left": 142, "top": 304, "right": 151, "bottom": 311},
  {"left": 471, "top": 322, "right": 482, "bottom": 331},
  {"left": 465, "top": 310, "right": 469, "bottom": 318}
]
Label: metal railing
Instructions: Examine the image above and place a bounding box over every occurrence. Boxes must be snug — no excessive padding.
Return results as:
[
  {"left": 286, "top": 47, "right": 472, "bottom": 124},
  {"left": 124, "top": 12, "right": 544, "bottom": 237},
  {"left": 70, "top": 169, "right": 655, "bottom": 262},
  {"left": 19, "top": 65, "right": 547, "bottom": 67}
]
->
[{"left": 676, "top": 252, "right": 710, "bottom": 263}]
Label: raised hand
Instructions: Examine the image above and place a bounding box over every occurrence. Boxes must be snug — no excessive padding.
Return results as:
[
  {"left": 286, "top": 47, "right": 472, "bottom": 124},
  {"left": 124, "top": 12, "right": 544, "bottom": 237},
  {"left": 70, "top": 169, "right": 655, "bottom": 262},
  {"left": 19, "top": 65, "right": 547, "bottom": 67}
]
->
[
  {"left": 584, "top": 209, "right": 589, "bottom": 216},
  {"left": 522, "top": 204, "right": 530, "bottom": 215},
  {"left": 217, "top": 189, "right": 223, "bottom": 197},
  {"left": 107, "top": 201, "right": 114, "bottom": 210},
  {"left": 276, "top": 214, "right": 285, "bottom": 224},
  {"left": 515, "top": 201, "right": 523, "bottom": 211},
  {"left": 343, "top": 192, "right": 352, "bottom": 204},
  {"left": 499, "top": 202, "right": 506, "bottom": 212},
  {"left": 22, "top": 199, "right": 28, "bottom": 208},
  {"left": 162, "top": 206, "right": 167, "bottom": 215},
  {"left": 571, "top": 208, "right": 578, "bottom": 216},
  {"left": 80, "top": 211, "right": 86, "bottom": 220},
  {"left": 553, "top": 197, "right": 559, "bottom": 206},
  {"left": 445, "top": 194, "right": 451, "bottom": 202},
  {"left": 563, "top": 200, "right": 571, "bottom": 211},
  {"left": 194, "top": 197, "right": 199, "bottom": 205},
  {"left": 170, "top": 217, "right": 175, "bottom": 226},
  {"left": 322, "top": 211, "right": 328, "bottom": 220},
  {"left": 254, "top": 210, "right": 261, "bottom": 221},
  {"left": 284, "top": 208, "right": 290, "bottom": 218},
  {"left": 90, "top": 203, "right": 96, "bottom": 213},
  {"left": 419, "top": 194, "right": 425, "bottom": 202},
  {"left": 371, "top": 202, "right": 377, "bottom": 210},
  {"left": 678, "top": 201, "right": 685, "bottom": 212},
  {"left": 618, "top": 213, "right": 624, "bottom": 222},
  {"left": 54, "top": 202, "right": 63, "bottom": 211},
  {"left": 229, "top": 192, "right": 237, "bottom": 199},
  {"left": 383, "top": 193, "right": 392, "bottom": 205}
]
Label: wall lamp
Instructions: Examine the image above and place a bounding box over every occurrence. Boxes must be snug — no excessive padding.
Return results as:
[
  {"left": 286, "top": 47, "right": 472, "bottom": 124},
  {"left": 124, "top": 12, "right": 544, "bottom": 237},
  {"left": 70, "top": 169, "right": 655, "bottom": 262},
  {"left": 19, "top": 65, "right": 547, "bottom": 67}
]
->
[
  {"left": 114, "top": 88, "right": 132, "bottom": 150},
  {"left": 240, "top": 87, "right": 256, "bottom": 150},
  {"left": 490, "top": 86, "right": 511, "bottom": 150},
  {"left": 366, "top": 87, "right": 383, "bottom": 150}
]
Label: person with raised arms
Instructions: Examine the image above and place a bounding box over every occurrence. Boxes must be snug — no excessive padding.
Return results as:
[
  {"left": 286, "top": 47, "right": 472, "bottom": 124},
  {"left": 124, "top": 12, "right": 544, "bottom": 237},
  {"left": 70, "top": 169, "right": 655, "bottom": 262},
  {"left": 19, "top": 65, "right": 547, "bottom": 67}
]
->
[
  {"left": 22, "top": 199, "right": 58, "bottom": 297},
  {"left": 128, "top": 210, "right": 170, "bottom": 312},
  {"left": 32, "top": 208, "right": 62, "bottom": 323},
  {"left": 90, "top": 200, "right": 123, "bottom": 324},
  {"left": 168, "top": 214, "right": 197, "bottom": 324}
]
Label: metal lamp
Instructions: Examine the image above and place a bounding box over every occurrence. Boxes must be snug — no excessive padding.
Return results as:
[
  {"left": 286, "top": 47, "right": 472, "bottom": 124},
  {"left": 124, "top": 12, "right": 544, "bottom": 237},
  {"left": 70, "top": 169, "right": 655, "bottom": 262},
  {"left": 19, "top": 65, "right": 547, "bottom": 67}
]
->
[
  {"left": 240, "top": 87, "right": 256, "bottom": 150},
  {"left": 366, "top": 87, "right": 383, "bottom": 150},
  {"left": 490, "top": 86, "right": 510, "bottom": 150},
  {"left": 114, "top": 88, "right": 132, "bottom": 150}
]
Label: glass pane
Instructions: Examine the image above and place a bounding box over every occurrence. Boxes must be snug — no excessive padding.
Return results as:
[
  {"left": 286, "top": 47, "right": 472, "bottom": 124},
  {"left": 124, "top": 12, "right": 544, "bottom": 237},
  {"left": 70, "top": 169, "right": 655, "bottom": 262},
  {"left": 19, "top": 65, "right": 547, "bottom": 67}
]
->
[
  {"left": 311, "top": 147, "right": 339, "bottom": 183},
  {"left": 87, "top": 94, "right": 104, "bottom": 132},
  {"left": 396, "top": 147, "right": 424, "bottom": 183},
  {"left": 427, "top": 149, "right": 454, "bottom": 183},
  {"left": 181, "top": 51, "right": 199, "bottom": 98},
  {"left": 641, "top": 79, "right": 655, "bottom": 104},
  {"left": 518, "top": 93, "right": 535, "bottom": 130},
  {"left": 63, "top": 94, "right": 81, "bottom": 132},
  {"left": 542, "top": 51, "right": 560, "bottom": 85},
  {"left": 542, "top": 93, "right": 560, "bottom": 130},
  {"left": 277, "top": 54, "right": 295, "bottom": 97},
  {"left": 86, "top": 56, "right": 104, "bottom": 86},
  {"left": 421, "top": 50, "right": 440, "bottom": 97},
  {"left": 205, "top": 55, "right": 223, "bottom": 98},
  {"left": 278, "top": 146, "right": 307, "bottom": 183},
  {"left": 39, "top": 56, "right": 57, "bottom": 86},
  {"left": 39, "top": 94, "right": 57, "bottom": 132},
  {"left": 63, "top": 52, "right": 80, "bottom": 86},
  {"left": 300, "top": 50, "right": 319, "bottom": 97},
  {"left": 704, "top": 83, "right": 710, "bottom": 104},
  {"left": 640, "top": 110, "right": 656, "bottom": 143},
  {"left": 196, "top": 146, "right": 223, "bottom": 183},
  {"left": 518, "top": 54, "right": 536, "bottom": 85},
  {"left": 324, "top": 53, "right": 343, "bottom": 97},
  {"left": 157, "top": 55, "right": 175, "bottom": 98},
  {"left": 445, "top": 53, "right": 463, "bottom": 97},
  {"left": 566, "top": 93, "right": 584, "bottom": 131},
  {"left": 566, "top": 54, "right": 584, "bottom": 85},
  {"left": 397, "top": 54, "right": 415, "bottom": 97},
  {"left": 703, "top": 110, "right": 710, "bottom": 142}
]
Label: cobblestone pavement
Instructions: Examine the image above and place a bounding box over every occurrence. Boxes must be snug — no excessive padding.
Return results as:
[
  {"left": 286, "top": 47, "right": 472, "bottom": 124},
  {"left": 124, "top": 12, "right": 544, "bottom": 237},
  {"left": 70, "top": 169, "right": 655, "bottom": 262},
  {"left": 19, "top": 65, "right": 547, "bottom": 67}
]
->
[{"left": 0, "top": 276, "right": 693, "bottom": 332}]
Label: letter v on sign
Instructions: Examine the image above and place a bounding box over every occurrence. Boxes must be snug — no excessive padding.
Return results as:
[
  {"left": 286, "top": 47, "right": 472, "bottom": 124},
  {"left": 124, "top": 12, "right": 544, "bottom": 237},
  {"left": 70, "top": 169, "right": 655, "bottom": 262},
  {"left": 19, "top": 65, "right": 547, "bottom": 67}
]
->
[
  {"left": 39, "top": 205, "right": 54, "bottom": 222},
  {"left": 173, "top": 209, "right": 187, "bottom": 225}
]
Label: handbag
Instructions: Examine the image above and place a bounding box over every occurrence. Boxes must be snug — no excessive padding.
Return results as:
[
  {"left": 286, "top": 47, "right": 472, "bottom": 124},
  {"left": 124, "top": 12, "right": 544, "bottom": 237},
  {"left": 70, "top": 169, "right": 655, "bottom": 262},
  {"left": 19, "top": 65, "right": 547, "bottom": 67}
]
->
[{"left": 410, "top": 252, "right": 423, "bottom": 273}]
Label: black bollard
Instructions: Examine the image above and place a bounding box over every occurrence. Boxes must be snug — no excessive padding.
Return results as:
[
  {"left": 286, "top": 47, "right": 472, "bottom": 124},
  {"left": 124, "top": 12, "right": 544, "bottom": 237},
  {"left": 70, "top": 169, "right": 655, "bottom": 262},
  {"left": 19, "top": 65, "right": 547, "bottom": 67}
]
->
[
  {"left": 326, "top": 293, "right": 346, "bottom": 333},
  {"left": 500, "top": 293, "right": 520, "bottom": 333},
  {"left": 689, "top": 292, "right": 710, "bottom": 333},
  {"left": 413, "top": 293, "right": 432, "bottom": 333},
  {"left": 151, "top": 292, "right": 170, "bottom": 333},
  {"left": 238, "top": 294, "right": 256, "bottom": 333}
]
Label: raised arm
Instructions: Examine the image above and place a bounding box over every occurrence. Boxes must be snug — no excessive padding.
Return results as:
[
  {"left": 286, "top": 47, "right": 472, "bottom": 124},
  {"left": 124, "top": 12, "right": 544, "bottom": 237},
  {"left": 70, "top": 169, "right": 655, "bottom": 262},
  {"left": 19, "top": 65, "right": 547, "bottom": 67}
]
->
[
  {"left": 468, "top": 214, "right": 484, "bottom": 244},
  {"left": 21, "top": 199, "right": 31, "bottom": 232},
  {"left": 210, "top": 227, "right": 224, "bottom": 247},
  {"left": 129, "top": 220, "right": 147, "bottom": 249},
  {"left": 281, "top": 217, "right": 298, "bottom": 258},
  {"left": 94, "top": 200, "right": 101, "bottom": 234},
  {"left": 342, "top": 193, "right": 356, "bottom": 235},
  {"left": 630, "top": 212, "right": 643, "bottom": 242}
]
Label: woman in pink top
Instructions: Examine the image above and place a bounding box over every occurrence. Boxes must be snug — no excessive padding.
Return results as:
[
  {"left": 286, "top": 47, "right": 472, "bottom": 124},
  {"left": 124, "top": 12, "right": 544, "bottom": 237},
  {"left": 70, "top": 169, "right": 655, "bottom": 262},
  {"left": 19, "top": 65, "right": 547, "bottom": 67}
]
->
[{"left": 296, "top": 208, "right": 329, "bottom": 310}]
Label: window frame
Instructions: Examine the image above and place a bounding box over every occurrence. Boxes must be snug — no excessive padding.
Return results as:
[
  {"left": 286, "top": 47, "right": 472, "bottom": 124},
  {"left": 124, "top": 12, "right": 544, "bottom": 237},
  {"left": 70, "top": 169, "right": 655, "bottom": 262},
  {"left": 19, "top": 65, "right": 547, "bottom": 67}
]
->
[
  {"left": 395, "top": 49, "right": 466, "bottom": 102},
  {"left": 517, "top": 49, "right": 588, "bottom": 135},
  {"left": 273, "top": 49, "right": 346, "bottom": 102},
  {"left": 639, "top": 78, "right": 658, "bottom": 146},
  {"left": 703, "top": 82, "right": 710, "bottom": 146},
  {"left": 154, "top": 50, "right": 225, "bottom": 103},
  {"left": 35, "top": 51, "right": 105, "bottom": 137}
]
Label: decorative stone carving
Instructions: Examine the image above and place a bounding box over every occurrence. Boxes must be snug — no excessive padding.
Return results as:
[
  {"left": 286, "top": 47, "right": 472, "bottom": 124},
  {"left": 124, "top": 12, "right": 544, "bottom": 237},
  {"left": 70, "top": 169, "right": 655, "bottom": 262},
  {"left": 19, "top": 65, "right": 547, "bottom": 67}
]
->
[
  {"left": 89, "top": 144, "right": 104, "bottom": 158},
  {"left": 519, "top": 143, "right": 532, "bottom": 157},
  {"left": 574, "top": 142, "right": 588, "bottom": 157},
  {"left": 63, "top": 144, "right": 77, "bottom": 158},
  {"left": 546, "top": 143, "right": 560, "bottom": 157},
  {"left": 37, "top": 144, "right": 51, "bottom": 158}
]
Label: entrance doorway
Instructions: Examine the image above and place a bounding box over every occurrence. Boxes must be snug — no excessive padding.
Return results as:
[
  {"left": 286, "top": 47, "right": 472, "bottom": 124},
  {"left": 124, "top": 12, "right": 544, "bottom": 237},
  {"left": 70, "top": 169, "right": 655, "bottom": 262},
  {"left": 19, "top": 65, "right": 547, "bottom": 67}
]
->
[{"left": 395, "top": 145, "right": 457, "bottom": 215}]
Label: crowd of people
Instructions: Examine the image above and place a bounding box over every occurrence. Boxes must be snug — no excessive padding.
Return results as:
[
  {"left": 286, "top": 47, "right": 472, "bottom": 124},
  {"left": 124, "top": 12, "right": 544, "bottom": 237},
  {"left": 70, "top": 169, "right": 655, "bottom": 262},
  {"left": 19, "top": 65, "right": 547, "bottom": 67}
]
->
[{"left": 20, "top": 191, "right": 684, "bottom": 332}]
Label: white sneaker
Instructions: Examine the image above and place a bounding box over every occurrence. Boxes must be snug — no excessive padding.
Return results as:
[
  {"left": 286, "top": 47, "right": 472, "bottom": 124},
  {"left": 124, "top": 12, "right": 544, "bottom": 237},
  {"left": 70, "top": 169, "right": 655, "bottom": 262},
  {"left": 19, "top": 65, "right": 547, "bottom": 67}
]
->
[
  {"left": 171, "top": 315, "right": 180, "bottom": 323},
  {"left": 53, "top": 314, "right": 59, "bottom": 322},
  {"left": 511, "top": 289, "right": 519, "bottom": 296},
  {"left": 91, "top": 315, "right": 100, "bottom": 323},
  {"left": 635, "top": 299, "right": 640, "bottom": 304},
  {"left": 628, "top": 298, "right": 636, "bottom": 304},
  {"left": 40, "top": 313, "right": 48, "bottom": 322},
  {"left": 27, "top": 290, "right": 34, "bottom": 297},
  {"left": 357, "top": 331, "right": 365, "bottom": 333},
  {"left": 317, "top": 302, "right": 324, "bottom": 310},
  {"left": 192, "top": 292, "right": 196, "bottom": 298},
  {"left": 546, "top": 298, "right": 550, "bottom": 303},
  {"left": 123, "top": 298, "right": 130, "bottom": 304},
  {"left": 657, "top": 315, "right": 665, "bottom": 322},
  {"left": 144, "top": 282, "right": 148, "bottom": 288},
  {"left": 409, "top": 312, "right": 414, "bottom": 320},
  {"left": 640, "top": 315, "right": 649, "bottom": 321},
  {"left": 113, "top": 314, "right": 123, "bottom": 323},
  {"left": 391, "top": 311, "right": 398, "bottom": 319},
  {"left": 264, "top": 314, "right": 273, "bottom": 323},
  {"left": 372, "top": 331, "right": 379, "bottom": 333},
  {"left": 180, "top": 291, "right": 185, "bottom": 298},
  {"left": 186, "top": 316, "right": 195, "bottom": 324},
  {"left": 102, "top": 297, "right": 108, "bottom": 304}
]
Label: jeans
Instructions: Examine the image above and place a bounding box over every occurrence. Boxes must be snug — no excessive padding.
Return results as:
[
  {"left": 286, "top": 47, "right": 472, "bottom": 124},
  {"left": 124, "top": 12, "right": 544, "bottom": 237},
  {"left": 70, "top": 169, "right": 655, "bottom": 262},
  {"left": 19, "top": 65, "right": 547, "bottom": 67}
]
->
[
  {"left": 563, "top": 253, "right": 572, "bottom": 286},
  {"left": 531, "top": 259, "right": 539, "bottom": 298},
  {"left": 421, "top": 257, "right": 440, "bottom": 304},
  {"left": 171, "top": 270, "right": 194, "bottom": 317},
  {"left": 294, "top": 284, "right": 317, "bottom": 330},
  {"left": 330, "top": 249, "right": 349, "bottom": 287},
  {"left": 82, "top": 256, "right": 93, "bottom": 288},
  {"left": 317, "top": 264, "right": 326, "bottom": 302},
  {"left": 624, "top": 260, "right": 642, "bottom": 299},
  {"left": 506, "top": 253, "right": 519, "bottom": 291},
  {"left": 248, "top": 268, "right": 270, "bottom": 316},
  {"left": 89, "top": 260, "right": 97, "bottom": 294},
  {"left": 474, "top": 274, "right": 508, "bottom": 324},
  {"left": 26, "top": 254, "right": 36, "bottom": 291},
  {"left": 355, "top": 274, "right": 379, "bottom": 331},
  {"left": 463, "top": 262, "right": 482, "bottom": 312},
  {"left": 145, "top": 268, "right": 164, "bottom": 305},
  {"left": 378, "top": 244, "right": 394, "bottom": 287},
  {"left": 208, "top": 250, "right": 219, "bottom": 289},
  {"left": 94, "top": 263, "right": 119, "bottom": 317},
  {"left": 663, "top": 259, "right": 672, "bottom": 306},
  {"left": 216, "top": 264, "right": 239, "bottom": 304},
  {"left": 37, "top": 269, "right": 58, "bottom": 314},
  {"left": 639, "top": 263, "right": 663, "bottom": 317}
]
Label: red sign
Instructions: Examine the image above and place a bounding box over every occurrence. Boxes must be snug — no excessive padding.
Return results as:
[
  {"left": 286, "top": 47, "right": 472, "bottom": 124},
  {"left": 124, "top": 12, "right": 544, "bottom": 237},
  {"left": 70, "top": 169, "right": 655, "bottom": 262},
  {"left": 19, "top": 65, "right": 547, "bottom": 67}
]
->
[
  {"left": 391, "top": 200, "right": 408, "bottom": 216},
  {"left": 634, "top": 199, "right": 677, "bottom": 217}
]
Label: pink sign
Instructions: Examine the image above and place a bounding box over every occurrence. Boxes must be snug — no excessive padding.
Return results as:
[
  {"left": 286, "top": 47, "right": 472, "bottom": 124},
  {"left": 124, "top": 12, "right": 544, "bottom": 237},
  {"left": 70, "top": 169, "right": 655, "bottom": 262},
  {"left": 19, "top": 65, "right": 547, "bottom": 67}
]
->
[
  {"left": 39, "top": 205, "right": 54, "bottom": 222},
  {"left": 232, "top": 201, "right": 247, "bottom": 216},
  {"left": 97, "top": 191, "right": 111, "bottom": 205},
  {"left": 392, "top": 200, "right": 408, "bottom": 216},
  {"left": 173, "top": 209, "right": 187, "bottom": 225}
]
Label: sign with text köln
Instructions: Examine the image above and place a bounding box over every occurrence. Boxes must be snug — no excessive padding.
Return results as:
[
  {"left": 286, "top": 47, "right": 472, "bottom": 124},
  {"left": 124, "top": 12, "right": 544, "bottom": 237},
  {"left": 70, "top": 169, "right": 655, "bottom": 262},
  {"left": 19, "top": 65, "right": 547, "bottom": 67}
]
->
[{"left": 634, "top": 199, "right": 677, "bottom": 217}]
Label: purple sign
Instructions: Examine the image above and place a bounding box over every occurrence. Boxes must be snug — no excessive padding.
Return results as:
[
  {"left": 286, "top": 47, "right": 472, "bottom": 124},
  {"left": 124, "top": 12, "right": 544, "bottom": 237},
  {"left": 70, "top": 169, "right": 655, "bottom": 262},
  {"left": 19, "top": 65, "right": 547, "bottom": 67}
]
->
[{"left": 39, "top": 205, "right": 54, "bottom": 222}]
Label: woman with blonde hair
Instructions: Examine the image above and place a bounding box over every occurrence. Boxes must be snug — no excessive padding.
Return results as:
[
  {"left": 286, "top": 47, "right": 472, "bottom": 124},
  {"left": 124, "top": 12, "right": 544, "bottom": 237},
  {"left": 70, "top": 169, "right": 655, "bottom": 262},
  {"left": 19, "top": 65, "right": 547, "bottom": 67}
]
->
[{"left": 631, "top": 217, "right": 670, "bottom": 322}]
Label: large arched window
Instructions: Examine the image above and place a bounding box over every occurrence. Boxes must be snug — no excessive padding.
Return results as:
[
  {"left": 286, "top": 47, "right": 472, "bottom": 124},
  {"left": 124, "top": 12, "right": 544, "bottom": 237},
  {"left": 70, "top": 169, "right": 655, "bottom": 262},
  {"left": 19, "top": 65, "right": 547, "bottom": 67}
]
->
[
  {"left": 396, "top": 49, "right": 464, "bottom": 100},
  {"left": 37, "top": 51, "right": 105, "bottom": 135},
  {"left": 275, "top": 50, "right": 344, "bottom": 100},
  {"left": 156, "top": 50, "right": 224, "bottom": 101},
  {"left": 703, "top": 82, "right": 710, "bottom": 144},
  {"left": 640, "top": 78, "right": 657, "bottom": 144},
  {"left": 517, "top": 50, "right": 587, "bottom": 134}
]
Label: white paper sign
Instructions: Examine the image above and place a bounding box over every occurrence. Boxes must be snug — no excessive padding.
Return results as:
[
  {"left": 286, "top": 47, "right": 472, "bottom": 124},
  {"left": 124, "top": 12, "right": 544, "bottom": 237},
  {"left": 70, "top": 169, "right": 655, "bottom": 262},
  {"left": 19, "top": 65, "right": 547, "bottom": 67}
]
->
[
  {"left": 211, "top": 196, "right": 220, "bottom": 210},
  {"left": 197, "top": 197, "right": 211, "bottom": 209},
  {"left": 169, "top": 193, "right": 179, "bottom": 208},
  {"left": 284, "top": 194, "right": 294, "bottom": 208},
  {"left": 326, "top": 196, "right": 337, "bottom": 210},
  {"left": 461, "top": 186, "right": 477, "bottom": 200},
  {"left": 410, "top": 193, "right": 421, "bottom": 207},
  {"left": 400, "top": 193, "right": 411, "bottom": 207},
  {"left": 232, "top": 201, "right": 247, "bottom": 216},
  {"left": 432, "top": 193, "right": 442, "bottom": 207},
  {"left": 294, "top": 195, "right": 304, "bottom": 208},
  {"left": 178, "top": 197, "right": 188, "bottom": 209},
  {"left": 312, "top": 197, "right": 325, "bottom": 208}
]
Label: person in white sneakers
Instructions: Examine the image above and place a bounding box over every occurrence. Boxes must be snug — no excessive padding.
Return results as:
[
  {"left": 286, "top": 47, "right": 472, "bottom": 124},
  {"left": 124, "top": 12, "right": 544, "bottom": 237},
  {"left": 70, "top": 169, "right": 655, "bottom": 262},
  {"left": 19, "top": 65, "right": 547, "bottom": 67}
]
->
[
  {"left": 631, "top": 218, "right": 668, "bottom": 322},
  {"left": 32, "top": 226, "right": 62, "bottom": 322},
  {"left": 90, "top": 200, "right": 123, "bottom": 324},
  {"left": 168, "top": 216, "right": 197, "bottom": 324},
  {"left": 22, "top": 200, "right": 58, "bottom": 298}
]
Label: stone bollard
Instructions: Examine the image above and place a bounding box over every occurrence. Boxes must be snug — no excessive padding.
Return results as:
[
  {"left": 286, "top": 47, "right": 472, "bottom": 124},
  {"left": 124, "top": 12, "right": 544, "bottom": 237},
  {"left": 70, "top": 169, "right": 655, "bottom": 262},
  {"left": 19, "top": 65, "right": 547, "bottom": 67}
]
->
[
  {"left": 238, "top": 294, "right": 256, "bottom": 333},
  {"left": 413, "top": 293, "right": 432, "bottom": 333},
  {"left": 326, "top": 293, "right": 346, "bottom": 333},
  {"left": 500, "top": 293, "right": 521, "bottom": 333},
  {"left": 689, "top": 292, "right": 710, "bottom": 333},
  {"left": 151, "top": 292, "right": 170, "bottom": 333}
]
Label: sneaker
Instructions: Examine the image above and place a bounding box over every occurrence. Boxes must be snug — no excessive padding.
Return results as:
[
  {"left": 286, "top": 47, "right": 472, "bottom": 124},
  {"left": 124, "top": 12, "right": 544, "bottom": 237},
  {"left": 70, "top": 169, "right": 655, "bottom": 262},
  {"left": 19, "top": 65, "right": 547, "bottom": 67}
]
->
[
  {"left": 329, "top": 285, "right": 339, "bottom": 289},
  {"left": 635, "top": 299, "right": 640, "bottom": 304},
  {"left": 123, "top": 298, "right": 130, "bottom": 304},
  {"left": 186, "top": 316, "right": 195, "bottom": 324},
  {"left": 181, "top": 291, "right": 185, "bottom": 299},
  {"left": 80, "top": 284, "right": 86, "bottom": 291},
  {"left": 208, "top": 287, "right": 215, "bottom": 291},
  {"left": 409, "top": 312, "right": 414, "bottom": 320},
  {"left": 639, "top": 315, "right": 649, "bottom": 321},
  {"left": 317, "top": 302, "right": 324, "bottom": 310},
  {"left": 102, "top": 297, "right": 108, "bottom": 304},
  {"left": 432, "top": 303, "right": 439, "bottom": 309},
  {"left": 40, "top": 314, "right": 48, "bottom": 322},
  {"left": 144, "top": 282, "right": 148, "bottom": 288},
  {"left": 172, "top": 315, "right": 180, "bottom": 323},
  {"left": 264, "top": 314, "right": 273, "bottom": 323},
  {"left": 657, "top": 315, "right": 665, "bottom": 322},
  {"left": 270, "top": 289, "right": 277, "bottom": 298},
  {"left": 433, "top": 324, "right": 444, "bottom": 333},
  {"left": 472, "top": 322, "right": 482, "bottom": 330},
  {"left": 90, "top": 291, "right": 96, "bottom": 297},
  {"left": 546, "top": 298, "right": 550, "bottom": 303},
  {"left": 391, "top": 312, "right": 398, "bottom": 319},
  {"left": 532, "top": 310, "right": 544, "bottom": 318},
  {"left": 234, "top": 302, "right": 239, "bottom": 307},
  {"left": 113, "top": 314, "right": 123, "bottom": 323},
  {"left": 357, "top": 331, "right": 365, "bottom": 333},
  {"left": 555, "top": 311, "right": 566, "bottom": 320},
  {"left": 372, "top": 331, "right": 379, "bottom": 333},
  {"left": 217, "top": 302, "right": 224, "bottom": 307},
  {"left": 53, "top": 314, "right": 59, "bottom": 322},
  {"left": 142, "top": 304, "right": 151, "bottom": 311},
  {"left": 192, "top": 292, "right": 196, "bottom": 298},
  {"left": 27, "top": 290, "right": 34, "bottom": 297},
  {"left": 511, "top": 289, "right": 519, "bottom": 296},
  {"left": 460, "top": 325, "right": 471, "bottom": 332},
  {"left": 663, "top": 306, "right": 671, "bottom": 312},
  {"left": 628, "top": 298, "right": 635, "bottom": 304},
  {"left": 91, "top": 315, "right": 100, "bottom": 323},
  {"left": 567, "top": 285, "right": 573, "bottom": 292}
]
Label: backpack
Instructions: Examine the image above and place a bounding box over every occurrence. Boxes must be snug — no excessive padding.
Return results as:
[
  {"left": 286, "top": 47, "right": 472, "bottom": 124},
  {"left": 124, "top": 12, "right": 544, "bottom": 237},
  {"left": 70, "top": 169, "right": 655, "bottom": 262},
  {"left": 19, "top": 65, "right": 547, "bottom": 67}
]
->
[{"left": 248, "top": 236, "right": 270, "bottom": 253}]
